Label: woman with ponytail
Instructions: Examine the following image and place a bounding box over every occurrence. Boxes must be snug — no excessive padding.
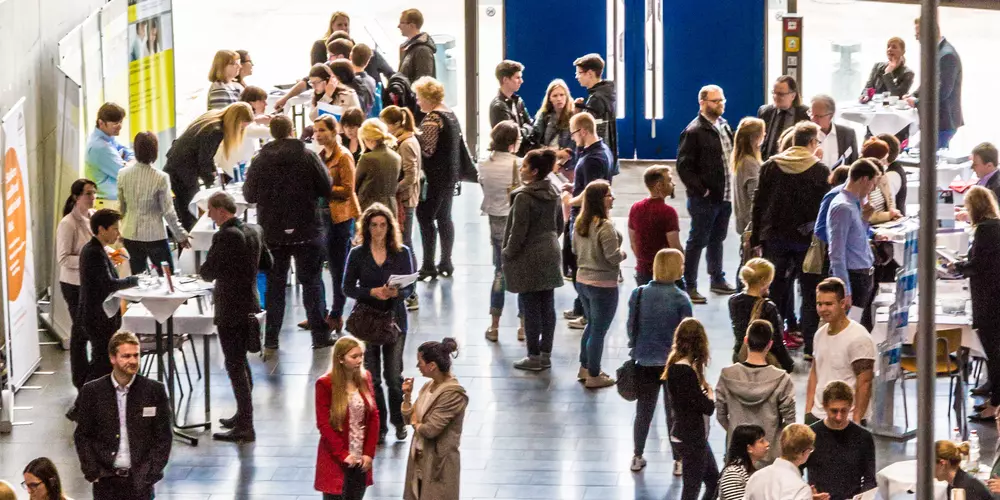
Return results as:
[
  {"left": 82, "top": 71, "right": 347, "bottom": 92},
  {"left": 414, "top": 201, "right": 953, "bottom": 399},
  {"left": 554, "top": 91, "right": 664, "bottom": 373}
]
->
[
  {"left": 315, "top": 336, "right": 380, "bottom": 499},
  {"left": 381, "top": 105, "right": 422, "bottom": 311},
  {"left": 355, "top": 118, "right": 401, "bottom": 214},
  {"left": 55, "top": 179, "right": 97, "bottom": 390}
]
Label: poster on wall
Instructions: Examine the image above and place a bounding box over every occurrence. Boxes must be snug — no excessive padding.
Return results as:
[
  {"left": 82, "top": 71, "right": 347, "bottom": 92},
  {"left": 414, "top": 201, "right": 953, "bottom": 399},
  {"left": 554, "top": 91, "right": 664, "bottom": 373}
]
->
[
  {"left": 1, "top": 98, "right": 42, "bottom": 391},
  {"left": 128, "top": 0, "right": 176, "bottom": 165},
  {"left": 101, "top": 0, "right": 131, "bottom": 139}
]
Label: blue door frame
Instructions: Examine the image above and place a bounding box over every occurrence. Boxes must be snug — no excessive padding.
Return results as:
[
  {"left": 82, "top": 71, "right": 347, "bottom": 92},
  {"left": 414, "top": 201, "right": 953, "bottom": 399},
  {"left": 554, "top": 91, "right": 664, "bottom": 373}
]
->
[{"left": 505, "top": 0, "right": 765, "bottom": 160}]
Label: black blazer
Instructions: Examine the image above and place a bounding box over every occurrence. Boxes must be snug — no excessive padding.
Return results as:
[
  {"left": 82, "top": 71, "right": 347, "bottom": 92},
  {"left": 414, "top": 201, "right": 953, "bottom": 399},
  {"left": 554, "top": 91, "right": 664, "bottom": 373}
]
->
[
  {"left": 676, "top": 114, "right": 734, "bottom": 203},
  {"left": 914, "top": 38, "right": 964, "bottom": 131},
  {"left": 955, "top": 219, "right": 1000, "bottom": 329},
  {"left": 948, "top": 469, "right": 993, "bottom": 500},
  {"left": 863, "top": 61, "right": 915, "bottom": 97},
  {"left": 984, "top": 171, "right": 1000, "bottom": 204},
  {"left": 200, "top": 218, "right": 271, "bottom": 326},
  {"left": 163, "top": 123, "right": 224, "bottom": 191},
  {"left": 78, "top": 237, "right": 138, "bottom": 339},
  {"left": 833, "top": 124, "right": 859, "bottom": 167},
  {"left": 73, "top": 374, "right": 172, "bottom": 492},
  {"left": 758, "top": 104, "right": 810, "bottom": 159}
]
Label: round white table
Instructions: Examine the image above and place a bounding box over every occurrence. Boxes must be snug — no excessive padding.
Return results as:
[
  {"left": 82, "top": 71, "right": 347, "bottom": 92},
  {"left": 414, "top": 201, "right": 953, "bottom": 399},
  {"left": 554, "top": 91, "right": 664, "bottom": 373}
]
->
[
  {"left": 841, "top": 104, "right": 919, "bottom": 139},
  {"left": 878, "top": 460, "right": 949, "bottom": 500},
  {"left": 187, "top": 184, "right": 250, "bottom": 217}
]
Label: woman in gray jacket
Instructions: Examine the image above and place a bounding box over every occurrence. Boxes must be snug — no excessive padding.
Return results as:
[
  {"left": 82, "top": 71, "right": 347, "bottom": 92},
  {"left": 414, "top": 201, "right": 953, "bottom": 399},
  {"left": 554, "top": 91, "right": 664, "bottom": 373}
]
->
[
  {"left": 573, "top": 180, "right": 626, "bottom": 389},
  {"left": 502, "top": 149, "right": 564, "bottom": 371},
  {"left": 356, "top": 118, "right": 402, "bottom": 214}
]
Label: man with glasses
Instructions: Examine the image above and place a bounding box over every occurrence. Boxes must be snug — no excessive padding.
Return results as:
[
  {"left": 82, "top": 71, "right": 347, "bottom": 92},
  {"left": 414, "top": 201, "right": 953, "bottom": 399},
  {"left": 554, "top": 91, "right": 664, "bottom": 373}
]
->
[
  {"left": 675, "top": 84, "right": 736, "bottom": 303},
  {"left": 758, "top": 75, "right": 810, "bottom": 159},
  {"left": 810, "top": 94, "right": 858, "bottom": 169},
  {"left": 397, "top": 8, "right": 436, "bottom": 82},
  {"left": 805, "top": 381, "right": 876, "bottom": 500}
]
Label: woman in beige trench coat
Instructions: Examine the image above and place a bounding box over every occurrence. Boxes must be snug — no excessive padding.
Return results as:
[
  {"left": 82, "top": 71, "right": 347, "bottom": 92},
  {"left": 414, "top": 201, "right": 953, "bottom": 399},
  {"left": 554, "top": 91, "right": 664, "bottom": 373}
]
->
[{"left": 401, "top": 337, "right": 469, "bottom": 500}]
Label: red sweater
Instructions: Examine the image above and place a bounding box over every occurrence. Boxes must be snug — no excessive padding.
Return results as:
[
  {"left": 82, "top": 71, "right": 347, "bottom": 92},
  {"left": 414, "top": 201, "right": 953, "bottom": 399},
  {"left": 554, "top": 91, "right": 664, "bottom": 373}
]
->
[{"left": 314, "top": 372, "right": 380, "bottom": 494}]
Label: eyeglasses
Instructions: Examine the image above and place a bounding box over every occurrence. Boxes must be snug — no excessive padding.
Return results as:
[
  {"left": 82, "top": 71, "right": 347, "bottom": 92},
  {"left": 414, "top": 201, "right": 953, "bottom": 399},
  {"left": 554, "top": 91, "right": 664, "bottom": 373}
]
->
[
  {"left": 570, "top": 129, "right": 583, "bottom": 136},
  {"left": 808, "top": 112, "right": 833, "bottom": 119},
  {"left": 772, "top": 91, "right": 794, "bottom": 97},
  {"left": 22, "top": 480, "right": 42, "bottom": 491},
  {"left": 703, "top": 98, "right": 726, "bottom": 104}
]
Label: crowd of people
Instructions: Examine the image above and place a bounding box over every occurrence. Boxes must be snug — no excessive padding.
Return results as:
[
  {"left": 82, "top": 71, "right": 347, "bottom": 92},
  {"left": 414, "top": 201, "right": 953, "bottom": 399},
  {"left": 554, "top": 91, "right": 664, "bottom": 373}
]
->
[{"left": 30, "top": 6, "right": 1000, "bottom": 500}]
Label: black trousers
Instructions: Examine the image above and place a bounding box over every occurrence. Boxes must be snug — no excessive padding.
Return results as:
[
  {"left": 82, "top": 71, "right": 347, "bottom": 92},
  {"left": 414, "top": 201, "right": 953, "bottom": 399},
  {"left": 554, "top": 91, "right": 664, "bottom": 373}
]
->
[
  {"left": 520, "top": 289, "right": 555, "bottom": 355},
  {"left": 87, "top": 325, "right": 115, "bottom": 383},
  {"left": 364, "top": 334, "right": 405, "bottom": 435},
  {"left": 799, "top": 272, "right": 824, "bottom": 355},
  {"left": 170, "top": 177, "right": 198, "bottom": 232},
  {"left": 976, "top": 325, "right": 1000, "bottom": 407},
  {"left": 676, "top": 440, "right": 719, "bottom": 500},
  {"left": 322, "top": 466, "right": 367, "bottom": 500},
  {"left": 92, "top": 474, "right": 153, "bottom": 500},
  {"left": 218, "top": 323, "right": 254, "bottom": 429},
  {"left": 61, "top": 282, "right": 90, "bottom": 389},
  {"left": 265, "top": 239, "right": 327, "bottom": 347},
  {"left": 633, "top": 364, "right": 678, "bottom": 459},
  {"left": 416, "top": 186, "right": 455, "bottom": 271},
  {"left": 762, "top": 239, "right": 808, "bottom": 332},
  {"left": 847, "top": 269, "right": 875, "bottom": 331},
  {"left": 123, "top": 238, "right": 174, "bottom": 275}
]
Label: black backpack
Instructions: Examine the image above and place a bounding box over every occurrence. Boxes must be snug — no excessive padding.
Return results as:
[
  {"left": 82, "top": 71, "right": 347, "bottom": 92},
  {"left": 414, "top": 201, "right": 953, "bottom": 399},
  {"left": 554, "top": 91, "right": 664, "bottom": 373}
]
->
[{"left": 382, "top": 72, "right": 420, "bottom": 119}]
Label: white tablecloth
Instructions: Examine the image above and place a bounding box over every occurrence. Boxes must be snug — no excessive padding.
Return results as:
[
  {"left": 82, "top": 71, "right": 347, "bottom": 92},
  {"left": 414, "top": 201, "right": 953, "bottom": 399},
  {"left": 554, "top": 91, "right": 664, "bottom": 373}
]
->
[
  {"left": 187, "top": 185, "right": 250, "bottom": 217},
  {"left": 123, "top": 301, "right": 216, "bottom": 335},
  {"left": 873, "top": 219, "right": 970, "bottom": 265},
  {"left": 878, "top": 460, "right": 949, "bottom": 500},
  {"left": 189, "top": 210, "right": 258, "bottom": 252},
  {"left": 841, "top": 105, "right": 919, "bottom": 138},
  {"left": 114, "top": 280, "right": 214, "bottom": 323}
]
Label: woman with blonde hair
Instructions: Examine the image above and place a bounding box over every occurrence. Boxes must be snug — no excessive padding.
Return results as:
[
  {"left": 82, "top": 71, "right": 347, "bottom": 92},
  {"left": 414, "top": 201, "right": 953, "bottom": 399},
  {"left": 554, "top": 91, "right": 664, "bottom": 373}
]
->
[
  {"left": 355, "top": 118, "right": 401, "bottom": 214},
  {"left": 314, "top": 336, "right": 380, "bottom": 499},
  {"left": 727, "top": 258, "right": 793, "bottom": 372},
  {"left": 953, "top": 186, "right": 1000, "bottom": 421},
  {"left": 308, "top": 61, "right": 362, "bottom": 121},
  {"left": 207, "top": 49, "right": 244, "bottom": 110},
  {"left": 380, "top": 105, "right": 422, "bottom": 290},
  {"left": 311, "top": 11, "right": 351, "bottom": 65},
  {"left": 343, "top": 203, "right": 414, "bottom": 444},
  {"left": 532, "top": 79, "right": 576, "bottom": 152},
  {"left": 164, "top": 102, "right": 254, "bottom": 230},
  {"left": 663, "top": 317, "right": 719, "bottom": 500},
  {"left": 934, "top": 440, "right": 992, "bottom": 500},
  {"left": 628, "top": 248, "right": 690, "bottom": 473},
  {"left": 731, "top": 117, "right": 765, "bottom": 238},
  {"left": 574, "top": 180, "right": 626, "bottom": 389},
  {"left": 413, "top": 76, "right": 462, "bottom": 280}
]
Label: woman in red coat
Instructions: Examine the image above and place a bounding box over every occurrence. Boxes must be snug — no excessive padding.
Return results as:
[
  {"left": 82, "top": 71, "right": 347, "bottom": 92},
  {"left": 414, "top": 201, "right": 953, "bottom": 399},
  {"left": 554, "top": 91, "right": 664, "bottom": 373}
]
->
[{"left": 315, "top": 335, "right": 381, "bottom": 499}]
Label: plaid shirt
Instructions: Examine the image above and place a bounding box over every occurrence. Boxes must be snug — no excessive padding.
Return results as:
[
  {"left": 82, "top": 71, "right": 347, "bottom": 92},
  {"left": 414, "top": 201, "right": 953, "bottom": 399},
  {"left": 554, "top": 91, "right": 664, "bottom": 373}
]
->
[{"left": 715, "top": 119, "right": 734, "bottom": 202}]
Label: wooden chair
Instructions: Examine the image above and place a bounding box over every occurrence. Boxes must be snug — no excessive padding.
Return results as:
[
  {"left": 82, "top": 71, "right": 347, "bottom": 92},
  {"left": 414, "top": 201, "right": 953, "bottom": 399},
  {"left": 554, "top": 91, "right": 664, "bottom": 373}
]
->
[{"left": 899, "top": 328, "right": 964, "bottom": 431}]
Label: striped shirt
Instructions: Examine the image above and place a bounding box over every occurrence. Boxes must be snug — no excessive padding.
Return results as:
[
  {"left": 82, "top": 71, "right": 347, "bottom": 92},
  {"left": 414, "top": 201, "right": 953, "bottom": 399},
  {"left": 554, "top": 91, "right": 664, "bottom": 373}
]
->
[
  {"left": 207, "top": 81, "right": 243, "bottom": 110},
  {"left": 117, "top": 162, "right": 189, "bottom": 242},
  {"left": 718, "top": 463, "right": 750, "bottom": 500}
]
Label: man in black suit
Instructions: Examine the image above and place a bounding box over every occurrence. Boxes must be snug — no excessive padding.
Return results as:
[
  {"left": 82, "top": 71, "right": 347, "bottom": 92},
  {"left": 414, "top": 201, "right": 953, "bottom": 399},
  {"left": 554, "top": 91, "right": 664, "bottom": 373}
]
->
[
  {"left": 958, "top": 143, "right": 1000, "bottom": 223},
  {"left": 758, "top": 75, "right": 811, "bottom": 159},
  {"left": 199, "top": 192, "right": 270, "bottom": 442},
  {"left": 676, "top": 84, "right": 737, "bottom": 304},
  {"left": 78, "top": 209, "right": 140, "bottom": 382},
  {"left": 906, "top": 17, "right": 963, "bottom": 149},
  {"left": 74, "top": 331, "right": 172, "bottom": 500},
  {"left": 810, "top": 94, "right": 859, "bottom": 168}
]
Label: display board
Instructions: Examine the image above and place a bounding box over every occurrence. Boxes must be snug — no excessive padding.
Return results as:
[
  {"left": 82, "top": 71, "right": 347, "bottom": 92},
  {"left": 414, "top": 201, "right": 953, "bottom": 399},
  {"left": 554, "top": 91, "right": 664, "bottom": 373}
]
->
[
  {"left": 128, "top": 0, "right": 176, "bottom": 165},
  {"left": 1, "top": 98, "right": 42, "bottom": 391},
  {"left": 101, "top": 0, "right": 131, "bottom": 138},
  {"left": 81, "top": 12, "right": 104, "bottom": 141}
]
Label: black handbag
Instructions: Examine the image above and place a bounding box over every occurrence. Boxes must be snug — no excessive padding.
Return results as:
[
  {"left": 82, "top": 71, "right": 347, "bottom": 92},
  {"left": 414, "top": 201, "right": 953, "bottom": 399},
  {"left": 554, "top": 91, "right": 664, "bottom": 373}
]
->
[
  {"left": 346, "top": 301, "right": 401, "bottom": 345},
  {"left": 457, "top": 134, "right": 479, "bottom": 183},
  {"left": 616, "top": 288, "right": 643, "bottom": 402},
  {"left": 246, "top": 313, "right": 262, "bottom": 353}
]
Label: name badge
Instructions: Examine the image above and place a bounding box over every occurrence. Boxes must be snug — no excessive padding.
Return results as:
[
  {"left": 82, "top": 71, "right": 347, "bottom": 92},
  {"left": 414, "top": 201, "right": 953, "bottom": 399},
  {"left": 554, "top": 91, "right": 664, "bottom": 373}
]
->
[{"left": 142, "top": 407, "right": 156, "bottom": 417}]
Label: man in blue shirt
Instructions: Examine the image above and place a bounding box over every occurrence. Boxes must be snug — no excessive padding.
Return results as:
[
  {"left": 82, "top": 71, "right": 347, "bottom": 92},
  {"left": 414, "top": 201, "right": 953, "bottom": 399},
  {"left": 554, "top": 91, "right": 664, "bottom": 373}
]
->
[
  {"left": 85, "top": 103, "right": 135, "bottom": 203},
  {"left": 826, "top": 159, "right": 880, "bottom": 330},
  {"left": 560, "top": 112, "right": 612, "bottom": 327}
]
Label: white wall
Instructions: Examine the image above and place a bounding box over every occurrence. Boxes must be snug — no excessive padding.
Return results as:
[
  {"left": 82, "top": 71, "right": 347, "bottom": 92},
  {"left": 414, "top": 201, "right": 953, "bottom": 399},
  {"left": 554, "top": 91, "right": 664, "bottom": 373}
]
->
[{"left": 0, "top": 0, "right": 107, "bottom": 292}]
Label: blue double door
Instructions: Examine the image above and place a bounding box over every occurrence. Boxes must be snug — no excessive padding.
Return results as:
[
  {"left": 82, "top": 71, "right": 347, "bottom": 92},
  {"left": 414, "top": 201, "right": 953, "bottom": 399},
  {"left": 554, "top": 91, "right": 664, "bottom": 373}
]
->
[{"left": 505, "top": 0, "right": 766, "bottom": 160}]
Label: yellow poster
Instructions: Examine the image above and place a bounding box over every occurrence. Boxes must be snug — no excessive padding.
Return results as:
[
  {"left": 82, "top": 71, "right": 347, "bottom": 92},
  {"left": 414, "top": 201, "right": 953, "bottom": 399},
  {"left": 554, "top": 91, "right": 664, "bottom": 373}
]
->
[{"left": 128, "top": 0, "right": 175, "bottom": 142}]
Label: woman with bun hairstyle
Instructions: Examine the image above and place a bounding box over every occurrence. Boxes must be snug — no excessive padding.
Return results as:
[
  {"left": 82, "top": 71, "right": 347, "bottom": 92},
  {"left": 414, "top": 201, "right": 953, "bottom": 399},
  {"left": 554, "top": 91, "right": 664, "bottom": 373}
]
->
[
  {"left": 380, "top": 106, "right": 423, "bottom": 271},
  {"left": 402, "top": 338, "right": 468, "bottom": 500},
  {"left": 935, "top": 440, "right": 992, "bottom": 500},
  {"left": 315, "top": 336, "right": 380, "bottom": 500},
  {"left": 727, "top": 258, "right": 793, "bottom": 372},
  {"left": 355, "top": 118, "right": 401, "bottom": 214}
]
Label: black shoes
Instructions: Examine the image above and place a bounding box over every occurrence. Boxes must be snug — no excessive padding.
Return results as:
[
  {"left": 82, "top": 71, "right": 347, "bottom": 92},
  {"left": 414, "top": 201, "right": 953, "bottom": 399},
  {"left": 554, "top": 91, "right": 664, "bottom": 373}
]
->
[
  {"left": 417, "top": 267, "right": 437, "bottom": 281},
  {"left": 219, "top": 415, "right": 237, "bottom": 429},
  {"left": 378, "top": 430, "right": 387, "bottom": 444},
  {"left": 213, "top": 428, "right": 256, "bottom": 443},
  {"left": 437, "top": 262, "right": 455, "bottom": 278},
  {"left": 65, "top": 405, "right": 78, "bottom": 422},
  {"left": 396, "top": 425, "right": 408, "bottom": 441},
  {"left": 312, "top": 336, "right": 336, "bottom": 349}
]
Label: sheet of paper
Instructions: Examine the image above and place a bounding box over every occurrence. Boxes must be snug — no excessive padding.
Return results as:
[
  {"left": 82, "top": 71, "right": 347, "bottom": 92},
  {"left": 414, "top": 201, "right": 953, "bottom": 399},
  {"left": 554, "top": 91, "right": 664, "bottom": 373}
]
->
[
  {"left": 387, "top": 273, "right": 419, "bottom": 289},
  {"left": 849, "top": 306, "right": 864, "bottom": 322},
  {"left": 316, "top": 102, "right": 343, "bottom": 119}
]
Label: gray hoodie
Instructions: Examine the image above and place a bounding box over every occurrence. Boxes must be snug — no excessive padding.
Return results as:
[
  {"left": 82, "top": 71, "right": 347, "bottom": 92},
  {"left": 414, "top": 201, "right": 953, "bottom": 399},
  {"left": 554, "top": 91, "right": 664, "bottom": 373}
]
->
[
  {"left": 399, "top": 33, "right": 437, "bottom": 82},
  {"left": 715, "top": 362, "right": 796, "bottom": 464}
]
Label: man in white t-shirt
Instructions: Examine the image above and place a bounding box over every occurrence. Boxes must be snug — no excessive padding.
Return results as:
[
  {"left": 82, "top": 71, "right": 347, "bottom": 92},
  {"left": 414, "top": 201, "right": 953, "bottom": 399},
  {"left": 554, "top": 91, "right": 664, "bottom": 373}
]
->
[{"left": 805, "top": 277, "right": 876, "bottom": 426}]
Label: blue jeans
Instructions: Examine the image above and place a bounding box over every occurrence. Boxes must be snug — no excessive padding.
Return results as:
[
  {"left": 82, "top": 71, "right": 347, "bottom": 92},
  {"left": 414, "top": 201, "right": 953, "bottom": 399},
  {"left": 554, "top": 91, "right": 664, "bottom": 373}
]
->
[
  {"left": 684, "top": 197, "right": 731, "bottom": 289},
  {"left": 325, "top": 218, "right": 354, "bottom": 319},
  {"left": 401, "top": 206, "right": 417, "bottom": 271},
  {"left": 939, "top": 129, "right": 957, "bottom": 150},
  {"left": 488, "top": 215, "right": 523, "bottom": 317},
  {"left": 577, "top": 283, "right": 619, "bottom": 377}
]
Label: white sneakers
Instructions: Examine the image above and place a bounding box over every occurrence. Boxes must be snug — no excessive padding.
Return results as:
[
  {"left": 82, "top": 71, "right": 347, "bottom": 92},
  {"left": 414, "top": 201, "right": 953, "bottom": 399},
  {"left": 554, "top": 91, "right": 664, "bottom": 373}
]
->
[{"left": 630, "top": 456, "right": 647, "bottom": 472}]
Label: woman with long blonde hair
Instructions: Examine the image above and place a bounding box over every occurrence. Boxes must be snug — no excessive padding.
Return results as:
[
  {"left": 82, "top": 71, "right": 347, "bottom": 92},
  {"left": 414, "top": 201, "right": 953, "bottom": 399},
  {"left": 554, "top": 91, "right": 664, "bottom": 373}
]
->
[
  {"left": 356, "top": 118, "right": 401, "bottom": 214},
  {"left": 164, "top": 102, "right": 254, "bottom": 230},
  {"left": 663, "top": 317, "right": 718, "bottom": 500},
  {"left": 311, "top": 11, "right": 351, "bottom": 65},
  {"left": 532, "top": 79, "right": 576, "bottom": 152},
  {"left": 207, "top": 49, "right": 244, "bottom": 110},
  {"left": 730, "top": 117, "right": 765, "bottom": 237},
  {"left": 314, "top": 335, "right": 380, "bottom": 499}
]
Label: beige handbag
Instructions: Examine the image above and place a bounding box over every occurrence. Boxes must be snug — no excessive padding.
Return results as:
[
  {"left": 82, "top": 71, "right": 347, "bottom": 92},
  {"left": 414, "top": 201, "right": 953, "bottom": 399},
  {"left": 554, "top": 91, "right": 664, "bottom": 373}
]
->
[
  {"left": 506, "top": 158, "right": 521, "bottom": 195},
  {"left": 802, "top": 234, "right": 827, "bottom": 275},
  {"left": 737, "top": 297, "right": 781, "bottom": 368}
]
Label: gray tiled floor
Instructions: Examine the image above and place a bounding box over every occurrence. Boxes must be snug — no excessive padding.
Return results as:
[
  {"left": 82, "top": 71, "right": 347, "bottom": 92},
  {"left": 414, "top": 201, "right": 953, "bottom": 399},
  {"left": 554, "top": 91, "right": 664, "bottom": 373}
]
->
[{"left": 2, "top": 162, "right": 992, "bottom": 499}]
